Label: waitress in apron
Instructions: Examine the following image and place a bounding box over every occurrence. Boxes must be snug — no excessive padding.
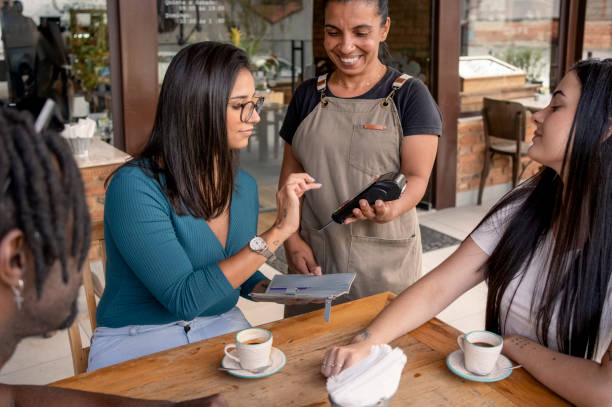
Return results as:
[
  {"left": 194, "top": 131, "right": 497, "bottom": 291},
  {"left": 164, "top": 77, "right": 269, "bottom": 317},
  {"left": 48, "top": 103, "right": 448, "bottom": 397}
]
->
[{"left": 279, "top": 0, "right": 442, "bottom": 316}]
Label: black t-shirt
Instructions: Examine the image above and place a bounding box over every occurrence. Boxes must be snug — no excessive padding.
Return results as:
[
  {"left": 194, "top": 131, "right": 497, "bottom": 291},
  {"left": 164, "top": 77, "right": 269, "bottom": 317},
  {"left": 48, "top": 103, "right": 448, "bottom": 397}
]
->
[{"left": 279, "top": 66, "right": 443, "bottom": 144}]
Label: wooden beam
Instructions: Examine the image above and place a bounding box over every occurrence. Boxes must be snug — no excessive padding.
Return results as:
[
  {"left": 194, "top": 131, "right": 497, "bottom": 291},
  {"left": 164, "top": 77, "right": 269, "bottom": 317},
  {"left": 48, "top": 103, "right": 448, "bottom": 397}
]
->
[
  {"left": 432, "top": 0, "right": 460, "bottom": 209},
  {"left": 107, "top": 0, "right": 124, "bottom": 151},
  {"left": 558, "top": 0, "right": 586, "bottom": 79},
  {"left": 108, "top": 0, "right": 158, "bottom": 155}
]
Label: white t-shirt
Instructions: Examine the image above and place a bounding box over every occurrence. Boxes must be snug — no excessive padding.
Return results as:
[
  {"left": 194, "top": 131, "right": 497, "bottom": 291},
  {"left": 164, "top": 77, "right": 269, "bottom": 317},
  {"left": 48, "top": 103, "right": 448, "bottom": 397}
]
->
[{"left": 471, "top": 202, "right": 612, "bottom": 362}]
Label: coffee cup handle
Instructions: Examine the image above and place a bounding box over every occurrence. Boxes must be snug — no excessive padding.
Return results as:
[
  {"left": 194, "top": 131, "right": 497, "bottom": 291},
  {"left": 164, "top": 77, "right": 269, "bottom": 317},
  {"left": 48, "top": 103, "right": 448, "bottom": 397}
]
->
[
  {"left": 457, "top": 334, "right": 466, "bottom": 352},
  {"left": 224, "top": 344, "right": 241, "bottom": 364}
]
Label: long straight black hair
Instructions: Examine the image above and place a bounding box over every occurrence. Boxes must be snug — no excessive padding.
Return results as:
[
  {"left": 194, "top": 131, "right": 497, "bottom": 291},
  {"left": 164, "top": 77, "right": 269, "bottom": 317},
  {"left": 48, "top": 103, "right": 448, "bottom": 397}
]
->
[
  {"left": 113, "top": 42, "right": 250, "bottom": 219},
  {"left": 482, "top": 58, "right": 612, "bottom": 360}
]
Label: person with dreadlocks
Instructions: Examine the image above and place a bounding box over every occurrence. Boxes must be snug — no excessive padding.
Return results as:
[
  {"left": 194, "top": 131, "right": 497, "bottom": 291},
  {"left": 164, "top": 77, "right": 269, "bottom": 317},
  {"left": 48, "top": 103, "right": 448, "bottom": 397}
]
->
[
  {"left": 0, "top": 107, "right": 227, "bottom": 406},
  {"left": 321, "top": 59, "right": 612, "bottom": 405}
]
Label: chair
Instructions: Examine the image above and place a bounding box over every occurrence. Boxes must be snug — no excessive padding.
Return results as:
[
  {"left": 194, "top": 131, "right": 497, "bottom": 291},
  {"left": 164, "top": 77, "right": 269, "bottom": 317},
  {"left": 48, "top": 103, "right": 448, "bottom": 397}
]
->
[
  {"left": 477, "top": 97, "right": 532, "bottom": 205},
  {"left": 67, "top": 219, "right": 105, "bottom": 375}
]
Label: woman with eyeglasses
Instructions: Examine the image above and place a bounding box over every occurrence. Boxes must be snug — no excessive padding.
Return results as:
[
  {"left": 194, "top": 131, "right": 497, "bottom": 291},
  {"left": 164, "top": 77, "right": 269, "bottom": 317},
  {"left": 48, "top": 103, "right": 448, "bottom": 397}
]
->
[{"left": 88, "top": 42, "right": 320, "bottom": 371}]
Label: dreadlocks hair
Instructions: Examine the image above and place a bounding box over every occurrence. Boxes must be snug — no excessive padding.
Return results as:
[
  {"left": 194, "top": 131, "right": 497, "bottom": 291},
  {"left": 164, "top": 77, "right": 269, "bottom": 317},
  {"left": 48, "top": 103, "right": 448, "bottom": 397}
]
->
[{"left": 0, "top": 108, "right": 91, "bottom": 296}]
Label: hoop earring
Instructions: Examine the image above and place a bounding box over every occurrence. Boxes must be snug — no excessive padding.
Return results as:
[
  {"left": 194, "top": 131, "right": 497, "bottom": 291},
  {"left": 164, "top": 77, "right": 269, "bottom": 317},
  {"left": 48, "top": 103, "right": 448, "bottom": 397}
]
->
[{"left": 12, "top": 279, "right": 24, "bottom": 311}]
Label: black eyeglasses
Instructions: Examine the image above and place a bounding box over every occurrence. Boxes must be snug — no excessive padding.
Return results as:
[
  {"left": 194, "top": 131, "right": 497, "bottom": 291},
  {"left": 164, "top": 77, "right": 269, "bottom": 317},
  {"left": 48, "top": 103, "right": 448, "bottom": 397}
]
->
[{"left": 237, "top": 97, "right": 264, "bottom": 123}]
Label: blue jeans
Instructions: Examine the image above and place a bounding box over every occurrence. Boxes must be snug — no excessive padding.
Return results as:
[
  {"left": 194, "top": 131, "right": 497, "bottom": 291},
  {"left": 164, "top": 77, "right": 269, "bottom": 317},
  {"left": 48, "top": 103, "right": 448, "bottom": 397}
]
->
[{"left": 87, "top": 307, "right": 250, "bottom": 371}]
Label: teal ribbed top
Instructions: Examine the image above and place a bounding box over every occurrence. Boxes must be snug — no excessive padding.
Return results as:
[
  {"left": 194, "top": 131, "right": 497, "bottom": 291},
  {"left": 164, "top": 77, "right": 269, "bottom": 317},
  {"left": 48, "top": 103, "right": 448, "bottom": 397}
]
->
[{"left": 96, "top": 164, "right": 267, "bottom": 328}]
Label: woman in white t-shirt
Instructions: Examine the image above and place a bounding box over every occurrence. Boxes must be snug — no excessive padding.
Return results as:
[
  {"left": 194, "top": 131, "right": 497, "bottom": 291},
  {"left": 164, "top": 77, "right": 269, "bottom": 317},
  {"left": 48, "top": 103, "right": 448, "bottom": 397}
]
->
[{"left": 321, "top": 58, "right": 612, "bottom": 405}]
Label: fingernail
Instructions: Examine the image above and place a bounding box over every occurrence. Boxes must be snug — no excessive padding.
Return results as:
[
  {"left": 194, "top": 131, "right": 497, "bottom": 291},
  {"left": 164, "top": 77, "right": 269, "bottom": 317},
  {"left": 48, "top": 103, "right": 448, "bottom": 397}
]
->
[{"left": 314, "top": 183, "right": 322, "bottom": 187}]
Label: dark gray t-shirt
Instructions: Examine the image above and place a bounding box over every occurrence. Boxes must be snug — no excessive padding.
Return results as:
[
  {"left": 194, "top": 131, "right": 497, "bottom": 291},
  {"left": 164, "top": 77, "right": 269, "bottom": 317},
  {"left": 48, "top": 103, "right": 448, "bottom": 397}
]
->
[{"left": 279, "top": 66, "right": 443, "bottom": 144}]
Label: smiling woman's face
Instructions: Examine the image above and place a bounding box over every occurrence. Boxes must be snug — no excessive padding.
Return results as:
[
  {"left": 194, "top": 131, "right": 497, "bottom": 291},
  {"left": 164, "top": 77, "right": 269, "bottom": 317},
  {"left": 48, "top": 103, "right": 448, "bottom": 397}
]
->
[
  {"left": 323, "top": 0, "right": 389, "bottom": 77},
  {"left": 529, "top": 71, "right": 582, "bottom": 174}
]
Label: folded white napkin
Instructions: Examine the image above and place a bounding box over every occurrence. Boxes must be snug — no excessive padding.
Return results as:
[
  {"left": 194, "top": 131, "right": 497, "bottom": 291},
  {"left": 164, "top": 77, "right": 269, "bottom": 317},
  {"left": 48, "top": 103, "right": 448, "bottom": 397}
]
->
[
  {"left": 62, "top": 117, "right": 96, "bottom": 139},
  {"left": 327, "top": 344, "right": 407, "bottom": 407}
]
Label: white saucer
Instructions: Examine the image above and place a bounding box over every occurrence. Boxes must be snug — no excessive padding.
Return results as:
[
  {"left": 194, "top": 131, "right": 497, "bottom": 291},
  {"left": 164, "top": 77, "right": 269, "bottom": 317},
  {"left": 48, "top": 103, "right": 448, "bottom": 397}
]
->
[
  {"left": 446, "top": 349, "right": 513, "bottom": 383},
  {"left": 221, "top": 347, "right": 286, "bottom": 379}
]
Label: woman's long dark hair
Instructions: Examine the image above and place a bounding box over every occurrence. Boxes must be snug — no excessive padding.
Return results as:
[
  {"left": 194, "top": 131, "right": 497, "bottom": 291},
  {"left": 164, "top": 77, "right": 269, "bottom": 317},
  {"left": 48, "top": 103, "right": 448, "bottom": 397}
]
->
[
  {"left": 481, "top": 58, "right": 612, "bottom": 360},
  {"left": 113, "top": 42, "right": 250, "bottom": 219}
]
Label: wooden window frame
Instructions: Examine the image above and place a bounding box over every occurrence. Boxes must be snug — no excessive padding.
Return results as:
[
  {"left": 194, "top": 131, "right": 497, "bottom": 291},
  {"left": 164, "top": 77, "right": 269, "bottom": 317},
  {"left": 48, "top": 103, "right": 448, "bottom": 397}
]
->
[{"left": 107, "top": 0, "right": 158, "bottom": 155}]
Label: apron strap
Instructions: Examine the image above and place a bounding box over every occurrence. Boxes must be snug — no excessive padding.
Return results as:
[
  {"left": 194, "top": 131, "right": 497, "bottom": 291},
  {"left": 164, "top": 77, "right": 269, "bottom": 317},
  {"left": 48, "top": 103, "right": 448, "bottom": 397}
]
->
[
  {"left": 383, "top": 73, "right": 412, "bottom": 107},
  {"left": 392, "top": 73, "right": 411, "bottom": 89},
  {"left": 317, "top": 74, "right": 329, "bottom": 106}
]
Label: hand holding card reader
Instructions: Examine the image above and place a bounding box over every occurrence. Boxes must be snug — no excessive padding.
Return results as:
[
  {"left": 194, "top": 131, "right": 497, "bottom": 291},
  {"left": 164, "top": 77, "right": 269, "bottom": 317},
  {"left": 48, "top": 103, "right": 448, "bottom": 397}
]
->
[{"left": 319, "top": 172, "right": 407, "bottom": 231}]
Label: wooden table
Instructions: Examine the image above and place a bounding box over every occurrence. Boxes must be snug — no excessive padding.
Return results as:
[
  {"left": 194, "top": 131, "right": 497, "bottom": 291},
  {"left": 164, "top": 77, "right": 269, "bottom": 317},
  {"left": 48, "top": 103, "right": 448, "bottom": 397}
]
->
[{"left": 53, "top": 293, "right": 567, "bottom": 406}]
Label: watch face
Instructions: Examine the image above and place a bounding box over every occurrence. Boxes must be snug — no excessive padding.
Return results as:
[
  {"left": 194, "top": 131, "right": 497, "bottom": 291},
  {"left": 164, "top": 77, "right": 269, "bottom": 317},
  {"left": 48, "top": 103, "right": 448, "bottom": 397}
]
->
[{"left": 250, "top": 236, "right": 266, "bottom": 251}]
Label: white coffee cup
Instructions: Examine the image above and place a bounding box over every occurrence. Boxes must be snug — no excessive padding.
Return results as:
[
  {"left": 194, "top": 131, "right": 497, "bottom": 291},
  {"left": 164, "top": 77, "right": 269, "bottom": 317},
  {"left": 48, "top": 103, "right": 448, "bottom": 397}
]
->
[
  {"left": 457, "top": 330, "right": 503, "bottom": 376},
  {"left": 224, "top": 328, "right": 272, "bottom": 370}
]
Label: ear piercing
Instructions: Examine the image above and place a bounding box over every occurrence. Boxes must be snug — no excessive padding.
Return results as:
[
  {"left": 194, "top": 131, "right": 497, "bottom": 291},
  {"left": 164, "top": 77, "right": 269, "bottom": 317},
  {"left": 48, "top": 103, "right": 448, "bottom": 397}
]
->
[{"left": 12, "top": 279, "right": 24, "bottom": 311}]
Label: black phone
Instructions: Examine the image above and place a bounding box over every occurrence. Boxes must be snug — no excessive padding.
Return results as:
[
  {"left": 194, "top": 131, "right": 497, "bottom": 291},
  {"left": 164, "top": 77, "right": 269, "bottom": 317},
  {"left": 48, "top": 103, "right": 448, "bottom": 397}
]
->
[{"left": 321, "top": 172, "right": 406, "bottom": 229}]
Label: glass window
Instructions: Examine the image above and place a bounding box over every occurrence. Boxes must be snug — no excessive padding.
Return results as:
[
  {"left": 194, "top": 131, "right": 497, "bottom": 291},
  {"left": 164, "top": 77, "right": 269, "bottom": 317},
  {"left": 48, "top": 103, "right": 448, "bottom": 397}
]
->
[
  {"left": 0, "top": 0, "right": 113, "bottom": 142},
  {"left": 461, "top": 0, "right": 562, "bottom": 107},
  {"left": 582, "top": 0, "right": 612, "bottom": 60},
  {"left": 157, "top": 0, "right": 312, "bottom": 225}
]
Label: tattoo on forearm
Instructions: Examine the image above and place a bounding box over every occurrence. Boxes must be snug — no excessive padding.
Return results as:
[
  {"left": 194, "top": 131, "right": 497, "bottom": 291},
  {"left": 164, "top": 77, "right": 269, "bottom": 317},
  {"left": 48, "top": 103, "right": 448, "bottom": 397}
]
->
[
  {"left": 358, "top": 329, "right": 371, "bottom": 341},
  {"left": 275, "top": 209, "right": 288, "bottom": 229},
  {"left": 272, "top": 240, "right": 280, "bottom": 247}
]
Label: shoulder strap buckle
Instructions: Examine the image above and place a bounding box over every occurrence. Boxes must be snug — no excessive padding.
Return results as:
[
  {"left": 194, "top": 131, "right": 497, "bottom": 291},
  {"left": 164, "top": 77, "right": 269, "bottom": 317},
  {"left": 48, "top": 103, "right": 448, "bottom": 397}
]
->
[
  {"left": 392, "top": 73, "right": 411, "bottom": 90},
  {"left": 317, "top": 74, "right": 329, "bottom": 106},
  {"left": 383, "top": 73, "right": 412, "bottom": 107}
]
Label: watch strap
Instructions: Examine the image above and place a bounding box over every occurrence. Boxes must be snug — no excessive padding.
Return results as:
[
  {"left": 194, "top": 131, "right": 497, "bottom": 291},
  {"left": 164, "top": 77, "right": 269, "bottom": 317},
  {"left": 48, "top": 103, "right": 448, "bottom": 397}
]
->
[
  {"left": 250, "top": 236, "right": 276, "bottom": 261},
  {"left": 261, "top": 247, "right": 276, "bottom": 261}
]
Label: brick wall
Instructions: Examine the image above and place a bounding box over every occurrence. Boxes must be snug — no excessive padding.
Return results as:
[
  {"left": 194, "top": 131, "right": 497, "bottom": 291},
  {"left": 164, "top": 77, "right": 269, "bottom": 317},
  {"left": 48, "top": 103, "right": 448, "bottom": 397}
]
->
[
  {"left": 469, "top": 20, "right": 559, "bottom": 45},
  {"left": 585, "top": 0, "right": 612, "bottom": 19},
  {"left": 584, "top": 21, "right": 612, "bottom": 49},
  {"left": 81, "top": 164, "right": 120, "bottom": 260},
  {"left": 457, "top": 114, "right": 540, "bottom": 192}
]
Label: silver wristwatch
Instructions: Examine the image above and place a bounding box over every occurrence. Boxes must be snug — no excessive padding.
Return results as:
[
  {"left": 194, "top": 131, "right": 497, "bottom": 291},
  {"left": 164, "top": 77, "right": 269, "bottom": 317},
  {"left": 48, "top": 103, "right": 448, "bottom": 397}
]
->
[{"left": 249, "top": 236, "right": 276, "bottom": 261}]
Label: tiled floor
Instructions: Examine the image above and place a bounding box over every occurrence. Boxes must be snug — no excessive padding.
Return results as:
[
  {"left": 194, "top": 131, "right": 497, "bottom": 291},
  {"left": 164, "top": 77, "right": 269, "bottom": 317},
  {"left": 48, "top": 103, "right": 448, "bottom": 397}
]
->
[{"left": 0, "top": 201, "right": 495, "bottom": 385}]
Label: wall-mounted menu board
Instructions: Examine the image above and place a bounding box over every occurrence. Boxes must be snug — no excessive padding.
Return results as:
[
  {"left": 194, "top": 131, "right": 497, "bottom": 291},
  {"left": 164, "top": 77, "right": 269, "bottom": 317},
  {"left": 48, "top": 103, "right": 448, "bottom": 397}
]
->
[
  {"left": 162, "top": 0, "right": 225, "bottom": 25},
  {"left": 158, "top": 0, "right": 227, "bottom": 44}
]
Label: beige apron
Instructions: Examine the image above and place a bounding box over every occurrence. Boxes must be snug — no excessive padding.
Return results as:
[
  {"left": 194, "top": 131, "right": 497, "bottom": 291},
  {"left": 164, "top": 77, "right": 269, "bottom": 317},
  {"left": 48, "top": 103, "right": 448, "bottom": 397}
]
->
[{"left": 285, "top": 73, "right": 422, "bottom": 317}]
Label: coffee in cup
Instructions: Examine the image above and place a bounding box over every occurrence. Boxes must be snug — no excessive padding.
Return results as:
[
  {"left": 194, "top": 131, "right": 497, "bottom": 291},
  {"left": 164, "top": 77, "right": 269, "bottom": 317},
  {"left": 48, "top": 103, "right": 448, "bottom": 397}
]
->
[
  {"left": 457, "top": 330, "right": 503, "bottom": 375},
  {"left": 243, "top": 339, "right": 267, "bottom": 345},
  {"left": 472, "top": 342, "right": 494, "bottom": 347},
  {"left": 224, "top": 328, "right": 272, "bottom": 370}
]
